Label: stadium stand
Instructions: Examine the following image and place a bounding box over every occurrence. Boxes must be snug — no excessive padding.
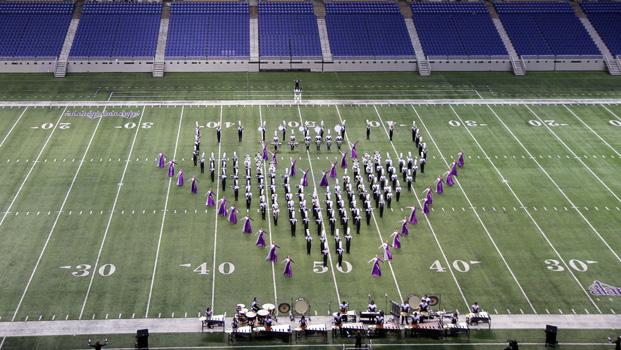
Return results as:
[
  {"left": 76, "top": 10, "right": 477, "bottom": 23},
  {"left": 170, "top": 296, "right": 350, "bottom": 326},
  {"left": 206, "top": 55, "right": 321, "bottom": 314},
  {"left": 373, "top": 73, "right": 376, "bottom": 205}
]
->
[
  {"left": 411, "top": 2, "right": 507, "bottom": 57},
  {"left": 580, "top": 2, "right": 621, "bottom": 57},
  {"left": 325, "top": 2, "right": 414, "bottom": 58},
  {"left": 0, "top": 1, "right": 73, "bottom": 58},
  {"left": 166, "top": 2, "right": 249, "bottom": 59},
  {"left": 70, "top": 2, "right": 162, "bottom": 58},
  {"left": 258, "top": 1, "right": 322, "bottom": 58},
  {"left": 495, "top": 2, "right": 599, "bottom": 57}
]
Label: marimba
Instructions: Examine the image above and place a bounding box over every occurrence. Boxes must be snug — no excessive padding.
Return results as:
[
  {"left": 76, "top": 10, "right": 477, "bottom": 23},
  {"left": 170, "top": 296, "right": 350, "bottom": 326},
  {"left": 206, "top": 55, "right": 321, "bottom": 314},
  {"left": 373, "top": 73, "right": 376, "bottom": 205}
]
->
[
  {"left": 334, "top": 323, "right": 368, "bottom": 337},
  {"left": 466, "top": 312, "right": 491, "bottom": 329},
  {"left": 294, "top": 324, "right": 328, "bottom": 341},
  {"left": 359, "top": 311, "right": 380, "bottom": 324},
  {"left": 444, "top": 322, "right": 470, "bottom": 337},
  {"left": 200, "top": 314, "right": 225, "bottom": 331},
  {"left": 406, "top": 320, "right": 444, "bottom": 339},
  {"left": 369, "top": 323, "right": 402, "bottom": 337}
]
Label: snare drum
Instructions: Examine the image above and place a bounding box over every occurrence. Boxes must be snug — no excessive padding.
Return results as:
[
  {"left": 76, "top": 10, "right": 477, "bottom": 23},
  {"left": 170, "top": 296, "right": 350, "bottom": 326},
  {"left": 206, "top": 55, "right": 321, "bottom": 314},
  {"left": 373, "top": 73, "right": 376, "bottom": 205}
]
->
[
  {"left": 262, "top": 303, "right": 276, "bottom": 315},
  {"left": 257, "top": 309, "right": 269, "bottom": 323}
]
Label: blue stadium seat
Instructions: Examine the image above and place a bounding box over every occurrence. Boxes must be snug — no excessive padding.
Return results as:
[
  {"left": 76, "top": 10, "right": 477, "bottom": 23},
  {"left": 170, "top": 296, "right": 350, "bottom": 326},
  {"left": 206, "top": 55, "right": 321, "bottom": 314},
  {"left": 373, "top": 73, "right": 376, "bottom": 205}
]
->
[
  {"left": 166, "top": 2, "right": 249, "bottom": 59},
  {"left": 0, "top": 2, "right": 73, "bottom": 58},
  {"left": 70, "top": 2, "right": 162, "bottom": 58},
  {"left": 411, "top": 2, "right": 506, "bottom": 57},
  {"left": 581, "top": 2, "right": 621, "bottom": 57},
  {"left": 258, "top": 1, "right": 321, "bottom": 58},
  {"left": 325, "top": 2, "right": 414, "bottom": 57},
  {"left": 495, "top": 2, "right": 599, "bottom": 56}
]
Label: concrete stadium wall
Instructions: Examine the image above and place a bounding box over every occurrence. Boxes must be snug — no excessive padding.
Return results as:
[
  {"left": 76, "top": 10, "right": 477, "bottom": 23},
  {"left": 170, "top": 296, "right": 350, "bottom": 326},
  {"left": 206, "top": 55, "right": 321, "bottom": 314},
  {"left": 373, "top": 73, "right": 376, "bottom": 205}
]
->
[
  {"left": 0, "top": 60, "right": 55, "bottom": 73},
  {"left": 323, "top": 59, "right": 417, "bottom": 72},
  {"left": 259, "top": 60, "right": 323, "bottom": 72},
  {"left": 429, "top": 59, "right": 511, "bottom": 72},
  {"left": 0, "top": 58, "right": 609, "bottom": 74},
  {"left": 68, "top": 60, "right": 153, "bottom": 73},
  {"left": 524, "top": 59, "right": 605, "bottom": 71},
  {"left": 165, "top": 60, "right": 258, "bottom": 72}
]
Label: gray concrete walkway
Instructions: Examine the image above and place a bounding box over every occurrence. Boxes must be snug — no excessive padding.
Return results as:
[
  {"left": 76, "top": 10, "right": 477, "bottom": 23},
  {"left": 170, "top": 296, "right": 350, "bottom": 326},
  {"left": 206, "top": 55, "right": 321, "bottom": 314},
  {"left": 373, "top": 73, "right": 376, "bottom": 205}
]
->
[{"left": 0, "top": 314, "right": 619, "bottom": 337}]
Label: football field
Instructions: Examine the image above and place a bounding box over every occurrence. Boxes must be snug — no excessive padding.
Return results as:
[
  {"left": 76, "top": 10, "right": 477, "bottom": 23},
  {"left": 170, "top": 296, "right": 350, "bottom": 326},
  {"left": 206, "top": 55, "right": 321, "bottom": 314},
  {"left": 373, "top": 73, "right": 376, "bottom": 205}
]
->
[{"left": 0, "top": 97, "right": 619, "bottom": 327}]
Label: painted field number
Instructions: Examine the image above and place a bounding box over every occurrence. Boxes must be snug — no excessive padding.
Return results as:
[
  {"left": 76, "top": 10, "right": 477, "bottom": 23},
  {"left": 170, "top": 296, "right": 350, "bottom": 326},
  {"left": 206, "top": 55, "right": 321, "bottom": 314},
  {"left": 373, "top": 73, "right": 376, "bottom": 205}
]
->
[
  {"left": 545, "top": 259, "right": 597, "bottom": 272},
  {"left": 313, "top": 261, "right": 352, "bottom": 273},
  {"left": 430, "top": 259, "right": 480, "bottom": 273},
  {"left": 34, "top": 122, "right": 70, "bottom": 130},
  {"left": 117, "top": 122, "right": 153, "bottom": 129},
  {"left": 528, "top": 119, "right": 567, "bottom": 127},
  {"left": 448, "top": 120, "right": 485, "bottom": 127},
  {"left": 180, "top": 262, "right": 235, "bottom": 275},
  {"left": 61, "top": 263, "right": 116, "bottom": 277}
]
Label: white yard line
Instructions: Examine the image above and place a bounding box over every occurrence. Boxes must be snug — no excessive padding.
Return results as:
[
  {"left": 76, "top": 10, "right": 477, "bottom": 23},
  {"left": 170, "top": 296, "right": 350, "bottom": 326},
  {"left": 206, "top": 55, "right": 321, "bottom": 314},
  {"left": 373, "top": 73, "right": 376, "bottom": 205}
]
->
[
  {"left": 412, "top": 105, "right": 536, "bottom": 313},
  {"left": 0, "top": 107, "right": 28, "bottom": 148},
  {"left": 372, "top": 105, "right": 469, "bottom": 310},
  {"left": 563, "top": 105, "right": 621, "bottom": 158},
  {"left": 210, "top": 106, "right": 224, "bottom": 312},
  {"left": 600, "top": 103, "right": 621, "bottom": 122},
  {"left": 296, "top": 105, "right": 341, "bottom": 304},
  {"left": 0, "top": 106, "right": 66, "bottom": 350},
  {"left": 334, "top": 105, "right": 403, "bottom": 302},
  {"left": 258, "top": 105, "right": 278, "bottom": 307},
  {"left": 0, "top": 107, "right": 66, "bottom": 231},
  {"left": 8, "top": 107, "right": 106, "bottom": 321},
  {"left": 475, "top": 104, "right": 604, "bottom": 312},
  {"left": 145, "top": 106, "right": 185, "bottom": 317},
  {"left": 524, "top": 105, "right": 621, "bottom": 204},
  {"left": 78, "top": 106, "right": 146, "bottom": 320},
  {"left": 512, "top": 106, "right": 621, "bottom": 264}
]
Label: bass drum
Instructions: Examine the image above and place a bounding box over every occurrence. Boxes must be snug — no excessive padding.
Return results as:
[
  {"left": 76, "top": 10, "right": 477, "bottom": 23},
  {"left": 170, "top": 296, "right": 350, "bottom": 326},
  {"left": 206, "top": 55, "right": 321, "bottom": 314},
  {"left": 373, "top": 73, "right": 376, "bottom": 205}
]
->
[
  {"left": 278, "top": 303, "right": 291, "bottom": 314},
  {"left": 293, "top": 297, "right": 310, "bottom": 315}
]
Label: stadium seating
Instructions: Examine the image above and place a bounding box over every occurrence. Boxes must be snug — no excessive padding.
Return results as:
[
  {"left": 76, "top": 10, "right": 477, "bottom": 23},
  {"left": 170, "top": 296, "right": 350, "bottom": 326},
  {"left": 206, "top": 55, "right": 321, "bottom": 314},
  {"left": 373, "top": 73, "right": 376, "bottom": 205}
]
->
[
  {"left": 70, "top": 2, "right": 162, "bottom": 58},
  {"left": 166, "top": 2, "right": 249, "bottom": 59},
  {"left": 0, "top": 2, "right": 73, "bottom": 58},
  {"left": 258, "top": 1, "right": 321, "bottom": 58},
  {"left": 581, "top": 2, "right": 621, "bottom": 57},
  {"left": 495, "top": 2, "right": 599, "bottom": 56},
  {"left": 411, "top": 2, "right": 507, "bottom": 57},
  {"left": 325, "top": 2, "right": 414, "bottom": 57}
]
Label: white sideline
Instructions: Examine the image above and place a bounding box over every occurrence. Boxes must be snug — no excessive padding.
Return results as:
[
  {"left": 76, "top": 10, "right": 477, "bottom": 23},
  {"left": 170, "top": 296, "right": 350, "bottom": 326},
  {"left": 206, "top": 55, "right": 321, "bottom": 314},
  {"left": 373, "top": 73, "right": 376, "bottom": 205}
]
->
[
  {"left": 0, "top": 98, "right": 619, "bottom": 108},
  {"left": 334, "top": 105, "right": 403, "bottom": 303},
  {"left": 296, "top": 105, "right": 341, "bottom": 304},
  {"left": 78, "top": 107, "right": 146, "bottom": 320},
  {"left": 372, "top": 105, "right": 470, "bottom": 310},
  {"left": 145, "top": 106, "right": 185, "bottom": 317},
  {"left": 412, "top": 105, "right": 536, "bottom": 313},
  {"left": 258, "top": 105, "right": 278, "bottom": 307},
  {"left": 467, "top": 105, "right": 602, "bottom": 312}
]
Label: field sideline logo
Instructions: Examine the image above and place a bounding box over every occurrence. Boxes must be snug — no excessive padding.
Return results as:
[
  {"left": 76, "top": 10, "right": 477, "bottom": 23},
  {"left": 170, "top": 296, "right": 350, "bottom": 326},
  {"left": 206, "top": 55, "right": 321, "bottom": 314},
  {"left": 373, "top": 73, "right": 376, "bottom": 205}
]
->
[
  {"left": 64, "top": 111, "right": 141, "bottom": 119},
  {"left": 589, "top": 280, "right": 621, "bottom": 296}
]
